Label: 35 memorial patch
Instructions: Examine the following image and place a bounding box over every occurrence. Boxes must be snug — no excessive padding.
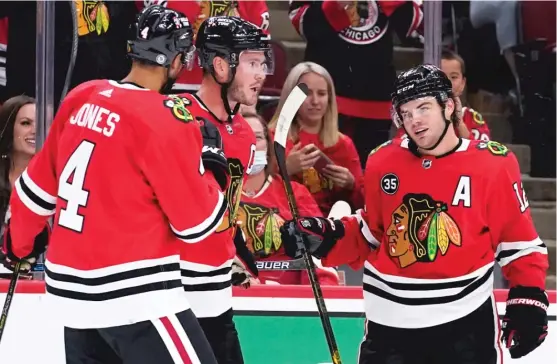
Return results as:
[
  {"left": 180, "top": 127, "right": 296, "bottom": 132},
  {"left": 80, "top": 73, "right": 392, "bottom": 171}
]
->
[{"left": 163, "top": 95, "right": 193, "bottom": 123}]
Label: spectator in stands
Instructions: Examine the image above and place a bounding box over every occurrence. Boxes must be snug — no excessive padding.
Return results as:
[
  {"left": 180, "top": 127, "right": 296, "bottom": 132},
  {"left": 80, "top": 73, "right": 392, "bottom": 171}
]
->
[
  {"left": 469, "top": 0, "right": 520, "bottom": 97},
  {"left": 135, "top": 0, "right": 270, "bottom": 93},
  {"left": 268, "top": 62, "right": 364, "bottom": 215},
  {"left": 0, "top": 95, "right": 35, "bottom": 277},
  {"left": 240, "top": 112, "right": 339, "bottom": 285},
  {"left": 289, "top": 0, "right": 423, "bottom": 167},
  {"left": 441, "top": 49, "right": 491, "bottom": 141}
]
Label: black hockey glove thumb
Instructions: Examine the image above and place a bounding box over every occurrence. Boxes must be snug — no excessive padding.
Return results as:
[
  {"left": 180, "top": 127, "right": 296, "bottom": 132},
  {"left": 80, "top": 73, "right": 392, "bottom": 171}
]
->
[
  {"left": 501, "top": 286, "right": 549, "bottom": 359},
  {"left": 1, "top": 221, "right": 49, "bottom": 273},
  {"left": 280, "top": 217, "right": 344, "bottom": 260},
  {"left": 197, "top": 117, "right": 229, "bottom": 190}
]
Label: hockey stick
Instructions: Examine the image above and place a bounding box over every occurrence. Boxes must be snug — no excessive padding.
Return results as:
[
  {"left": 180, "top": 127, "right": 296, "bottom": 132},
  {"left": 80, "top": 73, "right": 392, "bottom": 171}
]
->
[
  {"left": 273, "top": 83, "right": 342, "bottom": 364},
  {"left": 0, "top": 261, "right": 21, "bottom": 344}
]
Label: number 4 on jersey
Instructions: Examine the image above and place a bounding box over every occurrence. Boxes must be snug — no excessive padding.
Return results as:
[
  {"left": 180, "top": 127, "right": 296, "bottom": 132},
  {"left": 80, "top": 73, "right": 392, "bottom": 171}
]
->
[{"left": 58, "top": 140, "right": 96, "bottom": 232}]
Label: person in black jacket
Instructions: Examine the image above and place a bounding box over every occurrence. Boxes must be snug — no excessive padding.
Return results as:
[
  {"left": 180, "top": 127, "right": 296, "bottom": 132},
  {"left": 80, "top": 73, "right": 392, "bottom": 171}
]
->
[{"left": 289, "top": 0, "right": 423, "bottom": 167}]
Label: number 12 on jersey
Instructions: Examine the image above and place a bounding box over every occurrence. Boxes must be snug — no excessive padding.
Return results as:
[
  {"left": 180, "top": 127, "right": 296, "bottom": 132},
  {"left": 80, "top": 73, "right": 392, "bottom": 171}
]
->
[{"left": 58, "top": 140, "right": 96, "bottom": 232}]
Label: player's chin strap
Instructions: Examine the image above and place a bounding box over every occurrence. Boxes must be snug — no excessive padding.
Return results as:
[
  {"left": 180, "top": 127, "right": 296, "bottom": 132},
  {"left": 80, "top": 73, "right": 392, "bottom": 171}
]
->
[{"left": 211, "top": 67, "right": 240, "bottom": 123}]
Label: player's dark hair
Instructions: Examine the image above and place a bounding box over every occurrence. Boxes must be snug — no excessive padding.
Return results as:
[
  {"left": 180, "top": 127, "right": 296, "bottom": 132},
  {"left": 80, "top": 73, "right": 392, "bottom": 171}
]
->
[
  {"left": 441, "top": 48, "right": 466, "bottom": 77},
  {"left": 0, "top": 95, "right": 36, "bottom": 224},
  {"left": 241, "top": 112, "right": 276, "bottom": 175}
]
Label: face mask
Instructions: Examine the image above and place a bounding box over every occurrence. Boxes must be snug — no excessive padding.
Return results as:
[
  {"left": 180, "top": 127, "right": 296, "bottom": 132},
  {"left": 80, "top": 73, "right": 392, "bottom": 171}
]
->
[{"left": 248, "top": 150, "right": 267, "bottom": 175}]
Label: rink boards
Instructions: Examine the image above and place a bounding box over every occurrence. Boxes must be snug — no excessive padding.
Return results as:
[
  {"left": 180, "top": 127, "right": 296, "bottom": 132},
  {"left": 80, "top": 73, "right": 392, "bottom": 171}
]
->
[{"left": 0, "top": 282, "right": 555, "bottom": 364}]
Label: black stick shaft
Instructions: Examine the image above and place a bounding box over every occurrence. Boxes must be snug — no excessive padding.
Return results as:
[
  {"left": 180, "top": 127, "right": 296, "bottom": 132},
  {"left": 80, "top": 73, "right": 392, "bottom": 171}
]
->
[
  {"left": 0, "top": 262, "right": 20, "bottom": 343},
  {"left": 274, "top": 142, "right": 342, "bottom": 364}
]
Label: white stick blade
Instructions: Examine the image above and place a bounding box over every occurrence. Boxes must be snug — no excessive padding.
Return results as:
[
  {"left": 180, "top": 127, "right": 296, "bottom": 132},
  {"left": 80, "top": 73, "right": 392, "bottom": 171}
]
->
[{"left": 274, "top": 83, "right": 308, "bottom": 148}]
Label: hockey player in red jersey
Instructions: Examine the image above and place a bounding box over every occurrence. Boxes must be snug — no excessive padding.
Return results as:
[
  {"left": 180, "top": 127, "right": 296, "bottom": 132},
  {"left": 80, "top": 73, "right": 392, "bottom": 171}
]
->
[
  {"left": 3, "top": 6, "right": 227, "bottom": 364},
  {"left": 280, "top": 65, "right": 549, "bottom": 363},
  {"left": 176, "top": 16, "right": 272, "bottom": 364}
]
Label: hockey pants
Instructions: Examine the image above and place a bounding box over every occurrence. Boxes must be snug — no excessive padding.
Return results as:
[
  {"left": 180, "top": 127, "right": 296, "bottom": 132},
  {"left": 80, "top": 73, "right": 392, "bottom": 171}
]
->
[
  {"left": 198, "top": 308, "right": 244, "bottom": 364},
  {"left": 64, "top": 308, "right": 217, "bottom": 364},
  {"left": 358, "top": 297, "right": 503, "bottom": 364}
]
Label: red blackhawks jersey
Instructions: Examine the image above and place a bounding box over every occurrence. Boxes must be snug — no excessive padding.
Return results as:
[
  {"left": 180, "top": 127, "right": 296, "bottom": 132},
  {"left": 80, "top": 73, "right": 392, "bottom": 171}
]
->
[
  {"left": 323, "top": 138, "right": 548, "bottom": 329},
  {"left": 240, "top": 175, "right": 339, "bottom": 285},
  {"left": 396, "top": 107, "right": 491, "bottom": 141},
  {"left": 9, "top": 80, "right": 226, "bottom": 329},
  {"left": 136, "top": 0, "right": 270, "bottom": 91},
  {"left": 176, "top": 93, "right": 256, "bottom": 318}
]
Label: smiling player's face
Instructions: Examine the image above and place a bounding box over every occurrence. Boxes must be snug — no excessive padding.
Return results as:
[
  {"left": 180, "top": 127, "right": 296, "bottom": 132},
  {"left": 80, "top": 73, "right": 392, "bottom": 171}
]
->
[{"left": 399, "top": 97, "right": 454, "bottom": 150}]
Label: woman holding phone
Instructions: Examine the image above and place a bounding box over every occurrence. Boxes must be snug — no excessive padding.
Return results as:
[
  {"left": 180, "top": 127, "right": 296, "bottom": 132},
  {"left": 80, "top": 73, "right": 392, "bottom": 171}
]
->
[{"left": 269, "top": 62, "right": 364, "bottom": 215}]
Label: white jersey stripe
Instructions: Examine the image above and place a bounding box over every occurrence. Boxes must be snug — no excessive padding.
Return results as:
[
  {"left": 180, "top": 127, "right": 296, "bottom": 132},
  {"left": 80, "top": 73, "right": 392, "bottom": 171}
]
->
[
  {"left": 152, "top": 318, "right": 184, "bottom": 364},
  {"left": 362, "top": 261, "right": 494, "bottom": 328},
  {"left": 14, "top": 177, "right": 55, "bottom": 216},
  {"left": 498, "top": 245, "right": 548, "bottom": 266},
  {"left": 168, "top": 314, "right": 201, "bottom": 364},
  {"left": 496, "top": 237, "right": 545, "bottom": 255},
  {"left": 490, "top": 295, "right": 504, "bottom": 364},
  {"left": 45, "top": 270, "right": 178, "bottom": 294},
  {"left": 22, "top": 169, "right": 56, "bottom": 204},
  {"left": 171, "top": 191, "right": 226, "bottom": 243},
  {"left": 46, "top": 255, "right": 180, "bottom": 278}
]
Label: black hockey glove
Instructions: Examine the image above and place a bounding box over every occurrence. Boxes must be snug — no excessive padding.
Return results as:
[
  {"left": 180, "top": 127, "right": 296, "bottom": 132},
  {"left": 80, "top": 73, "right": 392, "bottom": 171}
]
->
[
  {"left": 1, "top": 221, "right": 49, "bottom": 273},
  {"left": 280, "top": 217, "right": 344, "bottom": 260},
  {"left": 231, "top": 227, "right": 259, "bottom": 288},
  {"left": 501, "top": 285, "right": 549, "bottom": 359},
  {"left": 197, "top": 117, "right": 229, "bottom": 190}
]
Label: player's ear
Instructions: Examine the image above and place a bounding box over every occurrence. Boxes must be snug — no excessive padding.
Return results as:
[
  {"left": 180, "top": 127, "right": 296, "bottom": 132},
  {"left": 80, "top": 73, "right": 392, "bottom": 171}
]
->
[
  {"left": 169, "top": 54, "right": 184, "bottom": 78},
  {"left": 212, "top": 56, "right": 230, "bottom": 83},
  {"left": 444, "top": 98, "right": 455, "bottom": 120}
]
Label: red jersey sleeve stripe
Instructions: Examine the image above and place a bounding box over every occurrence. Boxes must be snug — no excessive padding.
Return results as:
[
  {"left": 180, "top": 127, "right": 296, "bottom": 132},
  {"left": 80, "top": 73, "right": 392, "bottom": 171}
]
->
[
  {"left": 407, "top": 1, "right": 423, "bottom": 37},
  {"left": 288, "top": 4, "right": 309, "bottom": 37},
  {"left": 495, "top": 237, "right": 547, "bottom": 267},
  {"left": 171, "top": 192, "right": 227, "bottom": 244},
  {"left": 14, "top": 170, "right": 56, "bottom": 216}
]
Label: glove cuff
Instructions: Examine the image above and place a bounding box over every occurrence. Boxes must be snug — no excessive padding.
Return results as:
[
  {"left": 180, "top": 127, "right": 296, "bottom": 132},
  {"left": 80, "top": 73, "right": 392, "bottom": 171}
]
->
[{"left": 507, "top": 286, "right": 549, "bottom": 311}]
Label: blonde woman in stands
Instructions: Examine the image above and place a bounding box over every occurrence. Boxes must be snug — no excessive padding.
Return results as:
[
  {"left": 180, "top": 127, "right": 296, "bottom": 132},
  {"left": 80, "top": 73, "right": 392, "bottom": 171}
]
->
[
  {"left": 238, "top": 112, "right": 339, "bottom": 285},
  {"left": 269, "top": 62, "right": 364, "bottom": 216},
  {"left": 0, "top": 96, "right": 47, "bottom": 277}
]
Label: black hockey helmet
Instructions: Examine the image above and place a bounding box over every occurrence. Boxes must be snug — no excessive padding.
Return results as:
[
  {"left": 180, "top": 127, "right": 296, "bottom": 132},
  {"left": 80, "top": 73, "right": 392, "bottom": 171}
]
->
[
  {"left": 392, "top": 64, "right": 453, "bottom": 115},
  {"left": 128, "top": 5, "right": 195, "bottom": 69},
  {"left": 195, "top": 16, "right": 273, "bottom": 120},
  {"left": 391, "top": 64, "right": 455, "bottom": 151},
  {"left": 196, "top": 16, "right": 273, "bottom": 78}
]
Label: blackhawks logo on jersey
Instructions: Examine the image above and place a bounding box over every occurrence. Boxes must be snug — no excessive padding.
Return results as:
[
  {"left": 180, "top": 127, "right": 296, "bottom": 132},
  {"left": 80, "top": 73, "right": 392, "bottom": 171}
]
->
[
  {"left": 216, "top": 158, "right": 245, "bottom": 235},
  {"left": 163, "top": 95, "right": 193, "bottom": 123},
  {"left": 476, "top": 140, "right": 509, "bottom": 157},
  {"left": 369, "top": 139, "right": 393, "bottom": 157},
  {"left": 235, "top": 202, "right": 285, "bottom": 258},
  {"left": 387, "top": 193, "right": 462, "bottom": 268},
  {"left": 302, "top": 168, "right": 333, "bottom": 194}
]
